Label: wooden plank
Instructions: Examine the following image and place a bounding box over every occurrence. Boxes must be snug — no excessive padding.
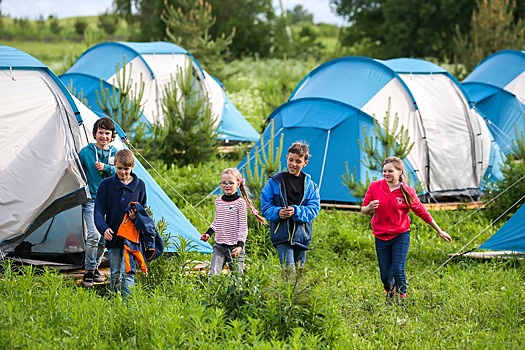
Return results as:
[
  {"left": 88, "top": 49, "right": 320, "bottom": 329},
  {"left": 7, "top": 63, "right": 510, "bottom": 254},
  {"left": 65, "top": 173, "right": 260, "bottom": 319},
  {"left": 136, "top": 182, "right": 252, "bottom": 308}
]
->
[
  {"left": 321, "top": 201, "right": 484, "bottom": 211},
  {"left": 448, "top": 251, "right": 525, "bottom": 260}
]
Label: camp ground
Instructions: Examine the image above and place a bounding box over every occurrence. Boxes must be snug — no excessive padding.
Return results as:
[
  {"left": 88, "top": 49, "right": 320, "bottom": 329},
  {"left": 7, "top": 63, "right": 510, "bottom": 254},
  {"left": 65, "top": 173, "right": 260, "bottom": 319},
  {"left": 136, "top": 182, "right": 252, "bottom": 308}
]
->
[
  {"left": 463, "top": 49, "right": 525, "bottom": 156},
  {"left": 238, "top": 56, "right": 503, "bottom": 204},
  {"left": 0, "top": 45, "right": 211, "bottom": 267},
  {"left": 59, "top": 41, "right": 260, "bottom": 144}
]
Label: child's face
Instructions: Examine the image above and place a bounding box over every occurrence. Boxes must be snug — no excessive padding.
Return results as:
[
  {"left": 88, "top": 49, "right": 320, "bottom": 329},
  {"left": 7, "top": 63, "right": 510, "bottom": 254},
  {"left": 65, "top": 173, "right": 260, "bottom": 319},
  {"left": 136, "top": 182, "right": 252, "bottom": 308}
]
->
[
  {"left": 382, "top": 162, "right": 402, "bottom": 185},
  {"left": 94, "top": 127, "right": 113, "bottom": 149},
  {"left": 116, "top": 161, "right": 134, "bottom": 183},
  {"left": 220, "top": 173, "right": 239, "bottom": 196},
  {"left": 287, "top": 152, "right": 308, "bottom": 177}
]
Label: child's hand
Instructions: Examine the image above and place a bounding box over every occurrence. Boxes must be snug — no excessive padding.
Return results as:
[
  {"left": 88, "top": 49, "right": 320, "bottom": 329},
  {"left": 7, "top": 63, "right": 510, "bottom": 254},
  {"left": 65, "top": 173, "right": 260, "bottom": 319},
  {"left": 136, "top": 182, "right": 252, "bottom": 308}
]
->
[
  {"left": 104, "top": 228, "right": 114, "bottom": 241},
  {"left": 200, "top": 233, "right": 210, "bottom": 242},
  {"left": 279, "top": 206, "right": 294, "bottom": 219},
  {"left": 95, "top": 162, "right": 104, "bottom": 171},
  {"left": 230, "top": 246, "right": 242, "bottom": 257}
]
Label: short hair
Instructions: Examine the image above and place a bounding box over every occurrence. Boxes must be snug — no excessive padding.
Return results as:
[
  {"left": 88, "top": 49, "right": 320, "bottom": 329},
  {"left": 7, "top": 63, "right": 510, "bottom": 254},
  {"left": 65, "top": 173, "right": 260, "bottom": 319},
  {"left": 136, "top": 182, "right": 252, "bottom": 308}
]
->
[
  {"left": 115, "top": 149, "right": 134, "bottom": 167},
  {"left": 92, "top": 117, "right": 117, "bottom": 140},
  {"left": 287, "top": 141, "right": 311, "bottom": 160}
]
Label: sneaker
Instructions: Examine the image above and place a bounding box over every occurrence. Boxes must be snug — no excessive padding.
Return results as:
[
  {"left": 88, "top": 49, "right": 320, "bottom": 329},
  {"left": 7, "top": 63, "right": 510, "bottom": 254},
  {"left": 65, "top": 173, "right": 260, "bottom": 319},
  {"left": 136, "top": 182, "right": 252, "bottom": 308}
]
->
[
  {"left": 399, "top": 293, "right": 407, "bottom": 299},
  {"left": 82, "top": 271, "right": 95, "bottom": 288},
  {"left": 93, "top": 269, "right": 104, "bottom": 283}
]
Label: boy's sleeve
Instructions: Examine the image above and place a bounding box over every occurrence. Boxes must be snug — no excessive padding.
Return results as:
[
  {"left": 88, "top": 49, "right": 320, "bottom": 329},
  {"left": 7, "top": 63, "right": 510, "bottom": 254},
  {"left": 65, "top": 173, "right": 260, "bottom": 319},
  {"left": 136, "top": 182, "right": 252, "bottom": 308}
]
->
[
  {"left": 260, "top": 180, "right": 281, "bottom": 222},
  {"left": 94, "top": 181, "right": 109, "bottom": 234},
  {"left": 104, "top": 163, "right": 116, "bottom": 176}
]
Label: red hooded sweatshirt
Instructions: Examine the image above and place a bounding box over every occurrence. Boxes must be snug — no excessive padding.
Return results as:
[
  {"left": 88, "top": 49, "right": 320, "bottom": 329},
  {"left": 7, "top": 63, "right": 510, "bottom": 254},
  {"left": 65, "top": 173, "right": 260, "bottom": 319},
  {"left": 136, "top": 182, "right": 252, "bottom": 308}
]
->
[{"left": 363, "top": 179, "right": 433, "bottom": 241}]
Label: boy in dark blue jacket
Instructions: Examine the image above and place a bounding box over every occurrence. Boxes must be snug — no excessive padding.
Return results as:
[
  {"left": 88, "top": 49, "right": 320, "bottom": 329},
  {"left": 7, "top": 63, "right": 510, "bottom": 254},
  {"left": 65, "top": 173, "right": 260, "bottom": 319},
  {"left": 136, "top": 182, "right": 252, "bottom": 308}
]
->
[
  {"left": 260, "top": 141, "right": 321, "bottom": 270},
  {"left": 95, "top": 149, "right": 146, "bottom": 297}
]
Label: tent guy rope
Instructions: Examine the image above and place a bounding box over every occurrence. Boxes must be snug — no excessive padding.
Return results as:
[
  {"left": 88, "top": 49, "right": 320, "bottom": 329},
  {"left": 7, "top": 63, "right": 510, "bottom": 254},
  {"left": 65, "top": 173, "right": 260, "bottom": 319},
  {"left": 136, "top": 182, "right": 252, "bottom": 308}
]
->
[{"left": 432, "top": 174, "right": 525, "bottom": 274}]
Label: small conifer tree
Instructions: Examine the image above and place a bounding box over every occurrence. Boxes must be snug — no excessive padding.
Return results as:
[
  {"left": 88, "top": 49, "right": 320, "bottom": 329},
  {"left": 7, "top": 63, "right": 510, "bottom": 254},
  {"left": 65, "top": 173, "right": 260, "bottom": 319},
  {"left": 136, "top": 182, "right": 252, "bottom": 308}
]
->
[
  {"left": 95, "top": 56, "right": 145, "bottom": 135},
  {"left": 342, "top": 99, "right": 415, "bottom": 201},
  {"left": 244, "top": 119, "right": 284, "bottom": 199},
  {"left": 140, "top": 64, "right": 217, "bottom": 166},
  {"left": 161, "top": 0, "right": 234, "bottom": 77}
]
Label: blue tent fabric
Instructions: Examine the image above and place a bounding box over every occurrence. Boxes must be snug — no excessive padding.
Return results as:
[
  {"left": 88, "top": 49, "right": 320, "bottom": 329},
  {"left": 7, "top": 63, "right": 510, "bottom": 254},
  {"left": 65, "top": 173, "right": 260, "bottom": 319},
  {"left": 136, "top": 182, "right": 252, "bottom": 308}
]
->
[
  {"left": 216, "top": 89, "right": 260, "bottom": 142},
  {"left": 463, "top": 50, "right": 525, "bottom": 156},
  {"left": 479, "top": 204, "right": 525, "bottom": 252},
  {"left": 132, "top": 160, "right": 212, "bottom": 254},
  {"left": 464, "top": 50, "right": 525, "bottom": 89},
  {"left": 239, "top": 98, "right": 417, "bottom": 203},
  {"left": 60, "top": 41, "right": 259, "bottom": 143}
]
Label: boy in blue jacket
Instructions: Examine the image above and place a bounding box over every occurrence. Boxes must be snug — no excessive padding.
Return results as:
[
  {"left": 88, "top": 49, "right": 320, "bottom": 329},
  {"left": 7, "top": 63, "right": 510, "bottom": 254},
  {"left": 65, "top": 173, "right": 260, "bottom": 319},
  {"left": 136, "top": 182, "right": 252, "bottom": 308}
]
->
[
  {"left": 260, "top": 141, "right": 321, "bottom": 270},
  {"left": 95, "top": 149, "right": 147, "bottom": 297},
  {"left": 78, "top": 117, "right": 117, "bottom": 287}
]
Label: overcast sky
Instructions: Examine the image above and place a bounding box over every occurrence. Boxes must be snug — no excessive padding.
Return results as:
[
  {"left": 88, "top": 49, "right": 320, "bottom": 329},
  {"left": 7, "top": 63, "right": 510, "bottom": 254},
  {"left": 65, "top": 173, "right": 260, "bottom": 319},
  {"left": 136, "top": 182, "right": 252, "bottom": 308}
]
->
[{"left": 1, "top": 0, "right": 344, "bottom": 26}]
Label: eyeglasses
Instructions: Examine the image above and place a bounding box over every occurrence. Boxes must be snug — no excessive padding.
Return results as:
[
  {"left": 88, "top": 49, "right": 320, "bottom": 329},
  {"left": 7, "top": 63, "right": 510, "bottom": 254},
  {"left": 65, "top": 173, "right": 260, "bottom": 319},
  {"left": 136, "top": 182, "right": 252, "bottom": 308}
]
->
[{"left": 220, "top": 181, "right": 236, "bottom": 186}]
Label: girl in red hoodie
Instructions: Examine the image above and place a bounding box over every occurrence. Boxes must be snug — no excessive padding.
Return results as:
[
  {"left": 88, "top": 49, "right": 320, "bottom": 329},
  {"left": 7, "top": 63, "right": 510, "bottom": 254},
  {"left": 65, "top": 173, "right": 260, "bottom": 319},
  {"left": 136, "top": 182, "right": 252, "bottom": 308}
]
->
[{"left": 361, "top": 157, "right": 452, "bottom": 301}]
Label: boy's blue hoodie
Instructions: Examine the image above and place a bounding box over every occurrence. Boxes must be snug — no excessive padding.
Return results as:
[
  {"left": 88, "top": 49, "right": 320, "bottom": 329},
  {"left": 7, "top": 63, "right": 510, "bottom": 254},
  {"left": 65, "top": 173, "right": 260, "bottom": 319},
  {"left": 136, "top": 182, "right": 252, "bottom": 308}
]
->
[
  {"left": 79, "top": 143, "right": 117, "bottom": 198},
  {"left": 260, "top": 172, "right": 320, "bottom": 249}
]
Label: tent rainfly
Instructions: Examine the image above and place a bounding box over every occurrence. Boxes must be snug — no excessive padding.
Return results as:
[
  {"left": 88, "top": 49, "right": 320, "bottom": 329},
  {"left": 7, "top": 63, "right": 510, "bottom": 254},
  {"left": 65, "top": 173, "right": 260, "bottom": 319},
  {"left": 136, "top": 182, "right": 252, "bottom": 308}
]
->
[{"left": 59, "top": 41, "right": 260, "bottom": 143}]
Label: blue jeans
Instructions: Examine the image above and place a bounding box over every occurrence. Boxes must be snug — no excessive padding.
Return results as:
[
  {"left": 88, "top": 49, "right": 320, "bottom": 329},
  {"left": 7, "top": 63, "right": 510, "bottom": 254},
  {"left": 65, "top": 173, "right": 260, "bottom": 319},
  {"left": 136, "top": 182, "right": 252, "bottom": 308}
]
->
[
  {"left": 375, "top": 232, "right": 410, "bottom": 294},
  {"left": 276, "top": 242, "right": 307, "bottom": 269},
  {"left": 82, "top": 200, "right": 105, "bottom": 271},
  {"left": 107, "top": 247, "right": 135, "bottom": 297}
]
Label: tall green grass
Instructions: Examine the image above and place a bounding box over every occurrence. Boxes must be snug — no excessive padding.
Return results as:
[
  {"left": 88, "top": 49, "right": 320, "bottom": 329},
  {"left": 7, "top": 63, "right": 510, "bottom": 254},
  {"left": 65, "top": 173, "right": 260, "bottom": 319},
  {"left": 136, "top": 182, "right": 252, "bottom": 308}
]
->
[{"left": 2, "top": 208, "right": 525, "bottom": 348}]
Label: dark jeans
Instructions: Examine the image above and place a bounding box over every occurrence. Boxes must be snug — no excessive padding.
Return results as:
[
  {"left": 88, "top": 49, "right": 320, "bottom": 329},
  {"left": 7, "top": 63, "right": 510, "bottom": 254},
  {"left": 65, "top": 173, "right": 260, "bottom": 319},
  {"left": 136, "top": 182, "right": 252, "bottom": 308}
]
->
[{"left": 375, "top": 231, "right": 410, "bottom": 294}]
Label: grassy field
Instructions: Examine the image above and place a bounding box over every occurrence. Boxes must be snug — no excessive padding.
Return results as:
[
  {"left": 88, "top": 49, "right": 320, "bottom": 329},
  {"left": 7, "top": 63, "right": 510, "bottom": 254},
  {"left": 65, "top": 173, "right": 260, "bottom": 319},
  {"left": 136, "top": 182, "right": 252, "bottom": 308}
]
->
[{"left": 1, "top": 198, "right": 524, "bottom": 348}]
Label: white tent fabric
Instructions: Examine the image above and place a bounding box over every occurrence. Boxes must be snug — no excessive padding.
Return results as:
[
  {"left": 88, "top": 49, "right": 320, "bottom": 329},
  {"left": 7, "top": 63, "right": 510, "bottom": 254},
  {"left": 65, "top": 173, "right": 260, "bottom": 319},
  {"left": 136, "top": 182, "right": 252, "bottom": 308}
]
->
[{"left": 0, "top": 66, "right": 88, "bottom": 256}]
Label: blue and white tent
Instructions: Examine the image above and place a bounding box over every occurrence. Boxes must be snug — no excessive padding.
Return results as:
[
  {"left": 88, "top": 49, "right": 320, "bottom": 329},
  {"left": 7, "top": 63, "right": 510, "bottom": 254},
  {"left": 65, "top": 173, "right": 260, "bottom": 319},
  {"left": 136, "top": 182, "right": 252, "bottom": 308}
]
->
[
  {"left": 240, "top": 57, "right": 500, "bottom": 203},
  {"left": 60, "top": 41, "right": 259, "bottom": 143},
  {"left": 463, "top": 50, "right": 525, "bottom": 155},
  {"left": 0, "top": 45, "right": 211, "bottom": 263}
]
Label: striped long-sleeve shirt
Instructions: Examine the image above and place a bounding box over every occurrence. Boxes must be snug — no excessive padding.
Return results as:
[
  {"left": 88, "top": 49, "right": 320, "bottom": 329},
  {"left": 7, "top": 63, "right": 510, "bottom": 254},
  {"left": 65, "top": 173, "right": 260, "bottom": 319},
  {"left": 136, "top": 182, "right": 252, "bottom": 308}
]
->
[{"left": 209, "top": 195, "right": 248, "bottom": 247}]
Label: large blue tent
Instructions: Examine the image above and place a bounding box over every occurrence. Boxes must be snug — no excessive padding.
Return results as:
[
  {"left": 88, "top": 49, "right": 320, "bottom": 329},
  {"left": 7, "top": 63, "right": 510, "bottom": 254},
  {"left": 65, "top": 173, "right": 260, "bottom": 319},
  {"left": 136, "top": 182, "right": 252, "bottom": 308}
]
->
[{"left": 60, "top": 41, "right": 259, "bottom": 143}]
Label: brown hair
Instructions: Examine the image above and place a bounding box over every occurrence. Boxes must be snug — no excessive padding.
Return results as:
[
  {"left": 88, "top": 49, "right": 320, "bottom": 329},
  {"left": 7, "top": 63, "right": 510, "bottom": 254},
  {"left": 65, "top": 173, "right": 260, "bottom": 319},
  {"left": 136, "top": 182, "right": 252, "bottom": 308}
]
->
[
  {"left": 383, "top": 157, "right": 413, "bottom": 206},
  {"left": 222, "top": 168, "right": 267, "bottom": 225},
  {"left": 287, "top": 141, "right": 311, "bottom": 160},
  {"left": 92, "top": 117, "right": 117, "bottom": 140},
  {"left": 115, "top": 149, "right": 135, "bottom": 167}
]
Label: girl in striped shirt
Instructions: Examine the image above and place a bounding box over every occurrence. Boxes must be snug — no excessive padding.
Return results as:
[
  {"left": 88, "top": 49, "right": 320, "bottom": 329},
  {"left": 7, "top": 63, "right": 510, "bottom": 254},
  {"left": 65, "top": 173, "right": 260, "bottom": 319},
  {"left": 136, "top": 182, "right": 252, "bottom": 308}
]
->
[{"left": 201, "top": 168, "right": 267, "bottom": 276}]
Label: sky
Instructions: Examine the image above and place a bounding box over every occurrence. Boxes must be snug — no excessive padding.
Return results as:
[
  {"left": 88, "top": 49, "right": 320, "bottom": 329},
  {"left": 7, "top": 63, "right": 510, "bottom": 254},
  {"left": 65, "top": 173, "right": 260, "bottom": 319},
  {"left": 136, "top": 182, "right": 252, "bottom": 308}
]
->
[{"left": 1, "top": 0, "right": 344, "bottom": 26}]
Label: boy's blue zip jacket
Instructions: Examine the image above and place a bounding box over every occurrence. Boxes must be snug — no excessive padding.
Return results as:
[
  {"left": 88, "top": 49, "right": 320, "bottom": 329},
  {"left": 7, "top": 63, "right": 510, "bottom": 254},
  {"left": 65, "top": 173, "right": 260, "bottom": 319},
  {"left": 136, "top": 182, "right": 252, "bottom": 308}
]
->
[
  {"left": 78, "top": 143, "right": 117, "bottom": 198},
  {"left": 260, "top": 172, "right": 320, "bottom": 249}
]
